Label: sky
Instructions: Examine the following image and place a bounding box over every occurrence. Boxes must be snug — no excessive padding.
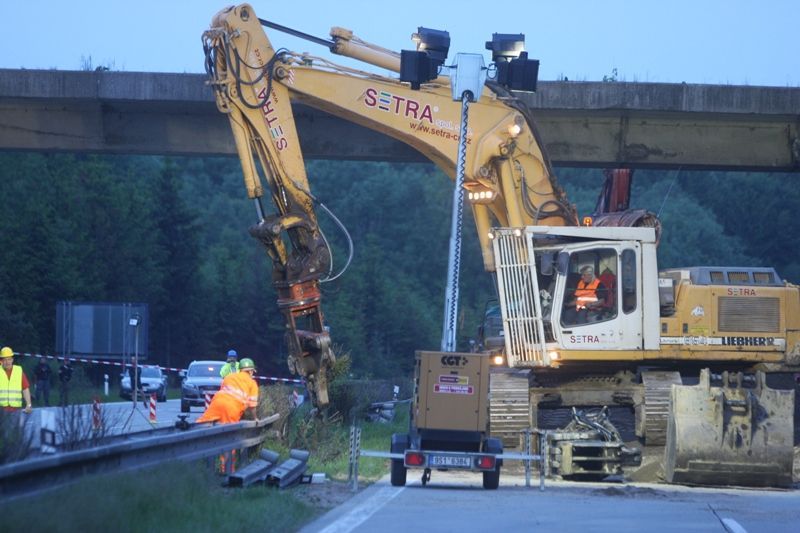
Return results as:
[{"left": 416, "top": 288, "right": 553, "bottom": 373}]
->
[{"left": 1, "top": 0, "right": 797, "bottom": 87}]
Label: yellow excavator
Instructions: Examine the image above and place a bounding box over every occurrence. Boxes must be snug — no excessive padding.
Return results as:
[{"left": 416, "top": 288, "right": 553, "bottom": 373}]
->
[{"left": 203, "top": 4, "right": 797, "bottom": 487}]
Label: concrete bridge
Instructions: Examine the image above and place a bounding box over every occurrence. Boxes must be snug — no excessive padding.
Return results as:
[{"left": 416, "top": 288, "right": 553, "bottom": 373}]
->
[{"left": 1, "top": 69, "right": 798, "bottom": 171}]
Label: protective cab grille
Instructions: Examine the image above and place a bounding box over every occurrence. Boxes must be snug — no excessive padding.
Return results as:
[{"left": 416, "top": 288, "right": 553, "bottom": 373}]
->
[
  {"left": 718, "top": 297, "right": 780, "bottom": 332},
  {"left": 492, "top": 229, "right": 548, "bottom": 367}
]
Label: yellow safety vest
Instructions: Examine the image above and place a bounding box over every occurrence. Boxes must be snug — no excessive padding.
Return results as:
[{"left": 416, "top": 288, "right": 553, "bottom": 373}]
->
[
  {"left": 0, "top": 365, "right": 24, "bottom": 407},
  {"left": 220, "top": 361, "right": 239, "bottom": 378}
]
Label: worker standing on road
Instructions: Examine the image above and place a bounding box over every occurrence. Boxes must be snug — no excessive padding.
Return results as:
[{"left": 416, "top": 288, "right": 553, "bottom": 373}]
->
[
  {"left": 1, "top": 347, "right": 33, "bottom": 414},
  {"left": 58, "top": 357, "right": 73, "bottom": 406},
  {"left": 34, "top": 358, "right": 52, "bottom": 406},
  {"left": 198, "top": 358, "right": 259, "bottom": 424},
  {"left": 130, "top": 358, "right": 146, "bottom": 408},
  {"left": 219, "top": 349, "right": 240, "bottom": 378}
]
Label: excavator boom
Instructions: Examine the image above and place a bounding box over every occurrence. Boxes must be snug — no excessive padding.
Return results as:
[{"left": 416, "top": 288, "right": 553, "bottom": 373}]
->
[{"left": 202, "top": 3, "right": 574, "bottom": 407}]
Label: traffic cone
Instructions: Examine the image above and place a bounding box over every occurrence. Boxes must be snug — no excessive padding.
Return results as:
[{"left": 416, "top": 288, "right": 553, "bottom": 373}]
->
[
  {"left": 92, "top": 396, "right": 101, "bottom": 432},
  {"left": 204, "top": 392, "right": 212, "bottom": 410},
  {"left": 149, "top": 393, "right": 157, "bottom": 425}
]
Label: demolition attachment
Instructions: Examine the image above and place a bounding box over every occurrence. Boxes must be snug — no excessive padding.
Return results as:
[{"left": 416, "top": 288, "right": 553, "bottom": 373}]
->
[{"left": 664, "top": 369, "right": 795, "bottom": 487}]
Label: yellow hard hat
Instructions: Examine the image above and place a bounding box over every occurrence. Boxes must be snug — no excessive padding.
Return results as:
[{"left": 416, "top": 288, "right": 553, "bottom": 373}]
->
[{"left": 0, "top": 346, "right": 14, "bottom": 358}]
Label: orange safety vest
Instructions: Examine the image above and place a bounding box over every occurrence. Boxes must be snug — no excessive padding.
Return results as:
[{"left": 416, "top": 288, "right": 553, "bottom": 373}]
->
[
  {"left": 575, "top": 278, "right": 600, "bottom": 310},
  {"left": 0, "top": 365, "right": 24, "bottom": 408},
  {"left": 196, "top": 371, "right": 258, "bottom": 424}
]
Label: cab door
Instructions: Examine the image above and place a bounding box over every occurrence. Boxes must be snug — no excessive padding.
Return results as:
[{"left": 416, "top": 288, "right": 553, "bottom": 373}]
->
[{"left": 551, "top": 242, "right": 643, "bottom": 351}]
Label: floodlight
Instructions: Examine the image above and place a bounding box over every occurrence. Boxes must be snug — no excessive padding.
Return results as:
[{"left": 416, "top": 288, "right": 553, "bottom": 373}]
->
[
  {"left": 495, "top": 51, "right": 539, "bottom": 92},
  {"left": 486, "top": 33, "right": 539, "bottom": 92},
  {"left": 413, "top": 27, "right": 450, "bottom": 63},
  {"left": 400, "top": 27, "right": 450, "bottom": 90},
  {"left": 485, "top": 33, "right": 525, "bottom": 63}
]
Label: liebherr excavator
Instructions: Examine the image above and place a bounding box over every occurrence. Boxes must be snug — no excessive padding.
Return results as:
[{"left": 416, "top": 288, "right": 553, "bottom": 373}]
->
[{"left": 203, "top": 4, "right": 798, "bottom": 487}]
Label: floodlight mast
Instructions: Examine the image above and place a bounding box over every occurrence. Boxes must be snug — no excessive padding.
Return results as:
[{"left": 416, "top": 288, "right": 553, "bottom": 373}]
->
[{"left": 441, "top": 53, "right": 487, "bottom": 352}]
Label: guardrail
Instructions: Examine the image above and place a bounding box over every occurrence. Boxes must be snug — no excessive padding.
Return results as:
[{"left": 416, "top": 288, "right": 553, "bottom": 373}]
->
[{"left": 0, "top": 414, "right": 279, "bottom": 501}]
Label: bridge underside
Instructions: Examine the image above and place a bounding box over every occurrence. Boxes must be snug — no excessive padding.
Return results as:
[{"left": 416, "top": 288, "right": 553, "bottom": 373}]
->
[{"left": 0, "top": 70, "right": 797, "bottom": 171}]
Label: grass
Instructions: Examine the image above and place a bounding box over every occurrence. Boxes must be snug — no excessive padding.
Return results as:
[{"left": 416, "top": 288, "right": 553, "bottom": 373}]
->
[
  {"left": 6, "top": 461, "right": 312, "bottom": 533},
  {"left": 271, "top": 407, "right": 410, "bottom": 482}
]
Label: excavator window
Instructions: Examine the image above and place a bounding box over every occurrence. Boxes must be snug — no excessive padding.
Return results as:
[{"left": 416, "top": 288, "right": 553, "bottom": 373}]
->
[
  {"left": 561, "top": 249, "right": 618, "bottom": 326},
  {"left": 621, "top": 249, "right": 637, "bottom": 314}
]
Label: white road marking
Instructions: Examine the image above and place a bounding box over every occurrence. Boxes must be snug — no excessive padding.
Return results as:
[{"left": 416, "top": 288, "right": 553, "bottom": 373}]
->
[
  {"left": 317, "top": 485, "right": 406, "bottom": 533},
  {"left": 721, "top": 518, "right": 748, "bottom": 533}
]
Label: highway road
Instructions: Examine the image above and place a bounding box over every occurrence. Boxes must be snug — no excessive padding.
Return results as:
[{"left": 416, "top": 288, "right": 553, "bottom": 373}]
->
[
  {"left": 28, "top": 398, "right": 206, "bottom": 446},
  {"left": 301, "top": 472, "right": 800, "bottom": 533},
  {"left": 102, "top": 398, "right": 205, "bottom": 433}
]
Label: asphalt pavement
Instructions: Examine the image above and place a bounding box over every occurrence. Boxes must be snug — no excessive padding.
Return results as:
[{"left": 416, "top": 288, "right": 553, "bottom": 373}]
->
[
  {"left": 300, "top": 471, "right": 800, "bottom": 533},
  {"left": 25, "top": 398, "right": 205, "bottom": 449}
]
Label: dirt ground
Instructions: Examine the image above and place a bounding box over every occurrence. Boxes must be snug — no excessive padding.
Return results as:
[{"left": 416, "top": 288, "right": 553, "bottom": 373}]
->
[{"left": 292, "top": 479, "right": 364, "bottom": 511}]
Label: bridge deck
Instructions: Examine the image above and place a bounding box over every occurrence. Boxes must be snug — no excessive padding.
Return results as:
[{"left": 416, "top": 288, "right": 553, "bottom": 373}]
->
[{"left": 1, "top": 69, "right": 797, "bottom": 170}]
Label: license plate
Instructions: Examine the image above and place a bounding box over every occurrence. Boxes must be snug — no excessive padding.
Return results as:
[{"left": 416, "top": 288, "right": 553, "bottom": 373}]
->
[{"left": 429, "top": 455, "right": 471, "bottom": 468}]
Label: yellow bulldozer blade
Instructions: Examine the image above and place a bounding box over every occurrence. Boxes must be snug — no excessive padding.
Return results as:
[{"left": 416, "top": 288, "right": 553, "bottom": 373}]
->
[{"left": 664, "top": 369, "right": 794, "bottom": 487}]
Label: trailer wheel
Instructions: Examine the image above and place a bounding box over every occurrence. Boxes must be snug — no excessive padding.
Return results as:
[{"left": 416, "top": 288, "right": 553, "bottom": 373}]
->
[
  {"left": 482, "top": 437, "right": 502, "bottom": 489},
  {"left": 390, "top": 459, "right": 407, "bottom": 486},
  {"left": 482, "top": 467, "right": 500, "bottom": 489},
  {"left": 390, "top": 432, "right": 409, "bottom": 487}
]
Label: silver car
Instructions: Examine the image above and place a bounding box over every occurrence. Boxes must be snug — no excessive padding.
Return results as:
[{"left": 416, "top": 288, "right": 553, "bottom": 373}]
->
[
  {"left": 180, "top": 360, "right": 224, "bottom": 413},
  {"left": 120, "top": 365, "right": 168, "bottom": 402}
]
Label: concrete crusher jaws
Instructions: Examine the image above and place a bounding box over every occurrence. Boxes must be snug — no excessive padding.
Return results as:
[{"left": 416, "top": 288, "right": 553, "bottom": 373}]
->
[{"left": 665, "top": 369, "right": 795, "bottom": 488}]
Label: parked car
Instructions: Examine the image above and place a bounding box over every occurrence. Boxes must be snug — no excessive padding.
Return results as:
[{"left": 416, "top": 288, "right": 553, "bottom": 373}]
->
[
  {"left": 120, "top": 365, "right": 167, "bottom": 402},
  {"left": 181, "top": 360, "right": 224, "bottom": 413}
]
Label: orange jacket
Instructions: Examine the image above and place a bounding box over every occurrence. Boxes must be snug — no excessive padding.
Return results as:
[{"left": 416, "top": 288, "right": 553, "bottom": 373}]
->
[
  {"left": 196, "top": 371, "right": 258, "bottom": 424},
  {"left": 218, "top": 371, "right": 259, "bottom": 408},
  {"left": 574, "top": 278, "right": 600, "bottom": 310}
]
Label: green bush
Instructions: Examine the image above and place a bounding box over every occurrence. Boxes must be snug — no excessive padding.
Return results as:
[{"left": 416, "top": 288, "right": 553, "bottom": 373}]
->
[
  {"left": 258, "top": 383, "right": 297, "bottom": 437},
  {"left": 327, "top": 353, "right": 413, "bottom": 422},
  {"left": 259, "top": 350, "right": 413, "bottom": 476}
]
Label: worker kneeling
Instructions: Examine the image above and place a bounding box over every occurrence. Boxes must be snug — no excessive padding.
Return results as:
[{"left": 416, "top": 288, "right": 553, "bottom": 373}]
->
[{"left": 197, "top": 358, "right": 259, "bottom": 424}]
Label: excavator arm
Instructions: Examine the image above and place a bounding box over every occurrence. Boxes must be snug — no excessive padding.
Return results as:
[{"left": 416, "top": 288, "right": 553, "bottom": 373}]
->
[{"left": 203, "top": 3, "right": 576, "bottom": 407}]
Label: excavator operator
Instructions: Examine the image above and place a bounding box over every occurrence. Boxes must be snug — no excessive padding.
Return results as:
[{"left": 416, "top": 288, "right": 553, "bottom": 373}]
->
[{"left": 563, "top": 266, "right": 608, "bottom": 324}]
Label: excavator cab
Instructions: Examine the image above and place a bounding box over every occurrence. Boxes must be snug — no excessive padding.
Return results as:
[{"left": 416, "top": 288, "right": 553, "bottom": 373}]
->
[
  {"left": 491, "top": 226, "right": 655, "bottom": 368},
  {"left": 550, "top": 243, "right": 642, "bottom": 351}
]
